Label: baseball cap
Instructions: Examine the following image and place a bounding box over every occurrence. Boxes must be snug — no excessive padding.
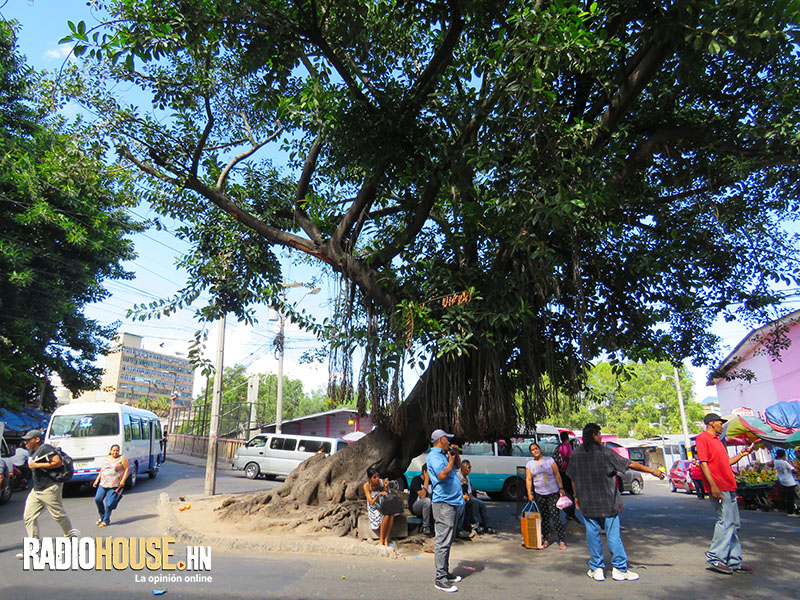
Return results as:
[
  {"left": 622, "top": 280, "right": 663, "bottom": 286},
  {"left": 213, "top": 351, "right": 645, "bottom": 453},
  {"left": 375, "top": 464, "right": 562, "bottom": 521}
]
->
[
  {"left": 703, "top": 413, "right": 727, "bottom": 425},
  {"left": 22, "top": 429, "right": 44, "bottom": 440},
  {"left": 430, "top": 429, "right": 454, "bottom": 443}
]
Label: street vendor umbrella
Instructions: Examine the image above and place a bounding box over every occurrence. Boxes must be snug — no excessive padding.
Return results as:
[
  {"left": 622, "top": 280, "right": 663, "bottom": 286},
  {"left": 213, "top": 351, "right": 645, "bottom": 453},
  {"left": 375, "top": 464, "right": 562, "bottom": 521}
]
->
[{"left": 721, "top": 415, "right": 789, "bottom": 446}]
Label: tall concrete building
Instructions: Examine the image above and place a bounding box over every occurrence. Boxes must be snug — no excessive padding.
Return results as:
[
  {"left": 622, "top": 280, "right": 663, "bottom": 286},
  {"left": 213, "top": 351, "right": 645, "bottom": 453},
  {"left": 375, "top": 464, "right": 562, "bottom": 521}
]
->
[{"left": 76, "top": 333, "right": 194, "bottom": 406}]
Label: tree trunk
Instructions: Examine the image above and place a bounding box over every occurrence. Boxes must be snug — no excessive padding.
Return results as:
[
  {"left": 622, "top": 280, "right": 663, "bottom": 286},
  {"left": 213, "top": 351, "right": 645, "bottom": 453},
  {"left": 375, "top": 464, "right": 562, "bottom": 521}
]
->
[{"left": 215, "top": 368, "right": 433, "bottom": 536}]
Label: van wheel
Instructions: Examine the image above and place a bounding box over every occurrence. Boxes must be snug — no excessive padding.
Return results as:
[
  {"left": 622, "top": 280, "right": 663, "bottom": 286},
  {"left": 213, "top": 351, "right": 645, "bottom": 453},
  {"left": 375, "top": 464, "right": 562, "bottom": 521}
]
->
[
  {"left": 393, "top": 476, "right": 408, "bottom": 492},
  {"left": 149, "top": 464, "right": 159, "bottom": 479},
  {"left": 502, "top": 477, "right": 522, "bottom": 501},
  {"left": 630, "top": 479, "right": 642, "bottom": 495},
  {"left": 486, "top": 491, "right": 503, "bottom": 501},
  {"left": 244, "top": 462, "right": 260, "bottom": 479},
  {"left": 125, "top": 463, "right": 138, "bottom": 490},
  {"left": 0, "top": 484, "right": 11, "bottom": 505}
]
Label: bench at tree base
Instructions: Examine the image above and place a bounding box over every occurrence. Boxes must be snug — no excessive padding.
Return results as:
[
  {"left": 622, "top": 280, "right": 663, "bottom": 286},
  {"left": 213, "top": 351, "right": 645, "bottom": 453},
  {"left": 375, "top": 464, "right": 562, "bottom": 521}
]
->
[{"left": 357, "top": 513, "right": 408, "bottom": 540}]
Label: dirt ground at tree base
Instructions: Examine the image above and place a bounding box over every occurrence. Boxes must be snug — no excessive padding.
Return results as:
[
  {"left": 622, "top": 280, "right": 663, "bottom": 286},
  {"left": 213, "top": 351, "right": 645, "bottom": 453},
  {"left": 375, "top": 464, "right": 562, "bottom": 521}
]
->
[{"left": 158, "top": 489, "right": 560, "bottom": 563}]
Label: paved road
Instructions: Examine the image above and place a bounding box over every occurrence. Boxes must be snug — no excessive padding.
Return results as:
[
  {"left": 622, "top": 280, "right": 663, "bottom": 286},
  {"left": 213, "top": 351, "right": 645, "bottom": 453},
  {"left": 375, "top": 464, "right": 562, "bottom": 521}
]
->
[{"left": 1, "top": 458, "right": 797, "bottom": 599}]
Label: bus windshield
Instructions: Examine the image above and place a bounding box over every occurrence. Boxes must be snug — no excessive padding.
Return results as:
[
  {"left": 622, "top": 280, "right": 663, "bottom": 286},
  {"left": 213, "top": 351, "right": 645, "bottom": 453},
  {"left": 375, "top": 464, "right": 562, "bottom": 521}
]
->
[{"left": 49, "top": 413, "right": 120, "bottom": 438}]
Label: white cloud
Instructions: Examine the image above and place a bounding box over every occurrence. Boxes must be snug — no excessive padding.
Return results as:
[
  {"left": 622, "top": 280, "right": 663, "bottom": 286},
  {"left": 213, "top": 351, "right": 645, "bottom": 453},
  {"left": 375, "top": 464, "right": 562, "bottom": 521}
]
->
[{"left": 43, "top": 45, "right": 73, "bottom": 61}]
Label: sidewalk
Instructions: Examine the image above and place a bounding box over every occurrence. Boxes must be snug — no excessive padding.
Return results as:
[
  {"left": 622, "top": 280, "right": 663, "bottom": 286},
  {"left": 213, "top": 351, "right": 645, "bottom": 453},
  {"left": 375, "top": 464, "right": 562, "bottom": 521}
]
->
[{"left": 166, "top": 450, "right": 233, "bottom": 470}]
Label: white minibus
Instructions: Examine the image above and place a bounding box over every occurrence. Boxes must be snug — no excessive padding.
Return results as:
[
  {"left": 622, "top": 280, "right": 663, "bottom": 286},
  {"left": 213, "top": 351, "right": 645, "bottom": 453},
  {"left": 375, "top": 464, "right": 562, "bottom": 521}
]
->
[
  {"left": 232, "top": 433, "right": 349, "bottom": 479},
  {"left": 45, "top": 402, "right": 163, "bottom": 489}
]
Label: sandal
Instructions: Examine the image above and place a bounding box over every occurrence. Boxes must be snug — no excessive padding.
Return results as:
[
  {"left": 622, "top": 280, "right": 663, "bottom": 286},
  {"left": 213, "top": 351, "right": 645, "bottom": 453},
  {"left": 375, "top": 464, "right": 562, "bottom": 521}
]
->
[
  {"left": 96, "top": 519, "right": 103, "bottom": 526},
  {"left": 98, "top": 522, "right": 108, "bottom": 528},
  {"left": 540, "top": 541, "right": 549, "bottom": 549},
  {"left": 559, "top": 542, "right": 567, "bottom": 550}
]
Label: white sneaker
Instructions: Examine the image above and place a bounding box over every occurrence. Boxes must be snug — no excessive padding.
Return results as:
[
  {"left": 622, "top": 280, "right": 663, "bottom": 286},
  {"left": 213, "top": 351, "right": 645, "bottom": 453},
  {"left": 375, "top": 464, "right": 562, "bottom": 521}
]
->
[
  {"left": 612, "top": 568, "right": 640, "bottom": 581},
  {"left": 587, "top": 568, "right": 605, "bottom": 581},
  {"left": 434, "top": 581, "right": 459, "bottom": 593}
]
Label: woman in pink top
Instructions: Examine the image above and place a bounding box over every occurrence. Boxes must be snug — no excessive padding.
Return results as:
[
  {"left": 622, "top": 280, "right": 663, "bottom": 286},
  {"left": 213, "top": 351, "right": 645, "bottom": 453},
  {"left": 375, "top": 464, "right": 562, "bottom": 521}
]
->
[{"left": 92, "top": 444, "right": 129, "bottom": 526}]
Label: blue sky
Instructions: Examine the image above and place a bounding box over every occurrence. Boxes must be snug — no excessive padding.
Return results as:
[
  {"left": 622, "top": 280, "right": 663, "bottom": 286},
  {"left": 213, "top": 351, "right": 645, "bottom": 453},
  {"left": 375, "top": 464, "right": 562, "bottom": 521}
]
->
[{"left": 5, "top": 0, "right": 797, "bottom": 407}]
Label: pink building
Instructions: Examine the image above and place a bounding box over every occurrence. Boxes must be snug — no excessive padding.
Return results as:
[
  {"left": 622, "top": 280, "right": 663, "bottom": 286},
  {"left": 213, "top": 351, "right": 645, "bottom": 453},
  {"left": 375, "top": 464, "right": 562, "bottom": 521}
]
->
[{"left": 708, "top": 309, "right": 800, "bottom": 417}]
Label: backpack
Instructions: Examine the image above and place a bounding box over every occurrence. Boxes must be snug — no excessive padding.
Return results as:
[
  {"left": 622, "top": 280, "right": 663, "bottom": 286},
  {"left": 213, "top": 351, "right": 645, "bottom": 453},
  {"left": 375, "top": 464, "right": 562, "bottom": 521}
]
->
[{"left": 49, "top": 448, "right": 74, "bottom": 483}]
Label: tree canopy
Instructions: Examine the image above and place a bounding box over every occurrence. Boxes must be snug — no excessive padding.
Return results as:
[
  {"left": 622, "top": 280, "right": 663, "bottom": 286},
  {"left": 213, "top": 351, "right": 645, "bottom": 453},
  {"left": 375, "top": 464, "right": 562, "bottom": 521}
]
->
[
  {"left": 544, "top": 360, "right": 705, "bottom": 438},
  {"left": 0, "top": 20, "right": 141, "bottom": 408},
  {"left": 64, "top": 0, "right": 800, "bottom": 443}
]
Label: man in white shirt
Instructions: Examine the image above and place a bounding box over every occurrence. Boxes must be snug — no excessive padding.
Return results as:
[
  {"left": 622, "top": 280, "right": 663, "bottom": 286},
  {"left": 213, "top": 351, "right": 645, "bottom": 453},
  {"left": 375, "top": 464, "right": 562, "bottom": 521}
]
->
[{"left": 774, "top": 449, "right": 799, "bottom": 516}]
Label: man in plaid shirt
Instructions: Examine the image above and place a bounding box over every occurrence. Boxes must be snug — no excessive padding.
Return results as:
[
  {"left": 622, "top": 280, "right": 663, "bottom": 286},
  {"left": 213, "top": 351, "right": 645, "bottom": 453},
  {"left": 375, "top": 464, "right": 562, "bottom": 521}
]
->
[{"left": 567, "top": 423, "right": 664, "bottom": 582}]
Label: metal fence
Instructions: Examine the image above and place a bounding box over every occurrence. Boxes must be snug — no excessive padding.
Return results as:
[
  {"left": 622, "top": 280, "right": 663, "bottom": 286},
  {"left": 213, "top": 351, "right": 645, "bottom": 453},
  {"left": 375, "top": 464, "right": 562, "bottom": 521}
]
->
[{"left": 169, "top": 399, "right": 276, "bottom": 440}]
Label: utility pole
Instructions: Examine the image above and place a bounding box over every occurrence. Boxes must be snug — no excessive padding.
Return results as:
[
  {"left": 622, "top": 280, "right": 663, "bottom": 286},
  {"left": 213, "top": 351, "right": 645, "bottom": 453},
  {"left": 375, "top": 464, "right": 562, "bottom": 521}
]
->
[
  {"left": 204, "top": 314, "right": 226, "bottom": 496},
  {"left": 247, "top": 374, "right": 260, "bottom": 438},
  {"left": 673, "top": 365, "right": 693, "bottom": 459},
  {"left": 275, "top": 281, "right": 320, "bottom": 433}
]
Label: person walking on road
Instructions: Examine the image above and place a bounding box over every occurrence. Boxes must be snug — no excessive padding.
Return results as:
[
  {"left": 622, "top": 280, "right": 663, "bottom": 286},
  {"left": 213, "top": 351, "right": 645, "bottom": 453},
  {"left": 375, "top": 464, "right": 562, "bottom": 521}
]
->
[
  {"left": 92, "top": 444, "right": 129, "bottom": 527},
  {"left": 567, "top": 423, "right": 665, "bottom": 582},
  {"left": 526, "top": 442, "right": 567, "bottom": 549},
  {"left": 17, "top": 430, "right": 79, "bottom": 558},
  {"left": 774, "top": 449, "right": 799, "bottom": 516},
  {"left": 696, "top": 413, "right": 754, "bottom": 574},
  {"left": 427, "top": 429, "right": 465, "bottom": 593}
]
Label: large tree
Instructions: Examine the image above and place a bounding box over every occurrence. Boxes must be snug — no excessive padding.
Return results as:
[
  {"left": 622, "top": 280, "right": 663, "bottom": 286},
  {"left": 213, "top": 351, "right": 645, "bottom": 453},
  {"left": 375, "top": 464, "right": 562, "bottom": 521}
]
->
[
  {"left": 0, "top": 20, "right": 140, "bottom": 408},
  {"left": 63, "top": 0, "right": 800, "bottom": 531}
]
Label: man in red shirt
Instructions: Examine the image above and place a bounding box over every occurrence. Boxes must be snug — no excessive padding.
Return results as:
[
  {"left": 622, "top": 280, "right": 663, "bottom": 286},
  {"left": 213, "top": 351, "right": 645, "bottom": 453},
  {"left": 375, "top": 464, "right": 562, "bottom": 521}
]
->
[{"left": 696, "top": 413, "right": 754, "bottom": 575}]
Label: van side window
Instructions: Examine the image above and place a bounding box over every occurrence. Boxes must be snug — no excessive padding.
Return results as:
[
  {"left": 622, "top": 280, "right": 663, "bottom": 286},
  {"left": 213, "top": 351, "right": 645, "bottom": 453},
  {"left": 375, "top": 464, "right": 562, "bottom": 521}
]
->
[
  {"left": 299, "top": 439, "right": 330, "bottom": 454},
  {"left": 131, "top": 417, "right": 142, "bottom": 441},
  {"left": 462, "top": 442, "right": 494, "bottom": 456},
  {"left": 123, "top": 414, "right": 132, "bottom": 442},
  {"left": 270, "top": 437, "right": 286, "bottom": 450},
  {"left": 142, "top": 419, "right": 151, "bottom": 440},
  {"left": 248, "top": 437, "right": 266, "bottom": 448},
  {"left": 154, "top": 420, "right": 162, "bottom": 440},
  {"left": 283, "top": 438, "right": 297, "bottom": 451},
  {"left": 336, "top": 441, "right": 349, "bottom": 452}
]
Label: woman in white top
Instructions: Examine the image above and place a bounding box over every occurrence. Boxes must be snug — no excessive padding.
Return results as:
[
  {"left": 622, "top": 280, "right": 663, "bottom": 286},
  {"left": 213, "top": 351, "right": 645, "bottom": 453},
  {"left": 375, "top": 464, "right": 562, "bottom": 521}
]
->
[
  {"left": 526, "top": 442, "right": 567, "bottom": 549},
  {"left": 92, "top": 444, "right": 129, "bottom": 526}
]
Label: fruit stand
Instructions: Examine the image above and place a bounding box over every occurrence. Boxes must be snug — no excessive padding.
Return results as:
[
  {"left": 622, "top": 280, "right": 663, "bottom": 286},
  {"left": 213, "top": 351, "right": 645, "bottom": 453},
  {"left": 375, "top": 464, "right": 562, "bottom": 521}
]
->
[{"left": 735, "top": 467, "right": 777, "bottom": 510}]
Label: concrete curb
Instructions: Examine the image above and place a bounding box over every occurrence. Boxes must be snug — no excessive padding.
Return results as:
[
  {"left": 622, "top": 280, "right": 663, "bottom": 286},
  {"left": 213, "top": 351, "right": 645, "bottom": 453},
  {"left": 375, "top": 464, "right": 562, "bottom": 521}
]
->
[{"left": 157, "top": 492, "right": 400, "bottom": 558}]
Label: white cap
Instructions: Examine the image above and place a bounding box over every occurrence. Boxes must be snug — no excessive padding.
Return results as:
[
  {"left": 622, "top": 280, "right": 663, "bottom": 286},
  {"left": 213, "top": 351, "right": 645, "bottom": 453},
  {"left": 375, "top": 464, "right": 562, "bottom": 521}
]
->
[{"left": 430, "top": 429, "right": 454, "bottom": 443}]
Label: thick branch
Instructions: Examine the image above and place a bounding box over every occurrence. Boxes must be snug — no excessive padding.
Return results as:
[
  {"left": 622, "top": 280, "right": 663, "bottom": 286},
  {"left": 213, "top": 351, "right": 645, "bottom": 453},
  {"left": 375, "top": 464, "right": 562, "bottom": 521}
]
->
[
  {"left": 294, "top": 135, "right": 324, "bottom": 244},
  {"left": 216, "top": 121, "right": 283, "bottom": 190},
  {"left": 409, "top": 0, "right": 464, "bottom": 109},
  {"left": 331, "top": 159, "right": 387, "bottom": 249},
  {"left": 191, "top": 96, "right": 214, "bottom": 176}
]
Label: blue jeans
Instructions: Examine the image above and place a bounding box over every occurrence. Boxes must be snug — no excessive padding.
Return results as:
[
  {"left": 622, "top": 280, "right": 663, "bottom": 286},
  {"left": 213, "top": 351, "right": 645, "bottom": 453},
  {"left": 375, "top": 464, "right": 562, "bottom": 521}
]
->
[
  {"left": 583, "top": 514, "right": 627, "bottom": 571},
  {"left": 94, "top": 486, "right": 121, "bottom": 525},
  {"left": 706, "top": 491, "right": 742, "bottom": 568}
]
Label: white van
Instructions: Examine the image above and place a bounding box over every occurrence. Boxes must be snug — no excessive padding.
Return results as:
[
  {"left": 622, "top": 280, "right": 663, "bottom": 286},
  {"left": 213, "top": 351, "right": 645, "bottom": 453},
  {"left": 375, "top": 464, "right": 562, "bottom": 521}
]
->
[
  {"left": 232, "top": 433, "right": 349, "bottom": 479},
  {"left": 403, "top": 425, "right": 563, "bottom": 501},
  {"left": 46, "top": 402, "right": 163, "bottom": 489}
]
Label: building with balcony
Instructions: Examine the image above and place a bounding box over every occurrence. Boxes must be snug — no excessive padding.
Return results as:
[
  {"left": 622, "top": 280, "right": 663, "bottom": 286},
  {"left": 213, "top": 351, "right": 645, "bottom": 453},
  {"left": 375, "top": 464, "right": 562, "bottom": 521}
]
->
[{"left": 75, "top": 333, "right": 194, "bottom": 406}]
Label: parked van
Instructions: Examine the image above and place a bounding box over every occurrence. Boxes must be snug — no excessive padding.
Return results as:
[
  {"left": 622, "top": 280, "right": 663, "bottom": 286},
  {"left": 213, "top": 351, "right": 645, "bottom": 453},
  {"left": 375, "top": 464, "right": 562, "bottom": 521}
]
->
[
  {"left": 232, "top": 433, "right": 349, "bottom": 479},
  {"left": 403, "top": 425, "right": 563, "bottom": 501},
  {"left": 45, "top": 402, "right": 163, "bottom": 489}
]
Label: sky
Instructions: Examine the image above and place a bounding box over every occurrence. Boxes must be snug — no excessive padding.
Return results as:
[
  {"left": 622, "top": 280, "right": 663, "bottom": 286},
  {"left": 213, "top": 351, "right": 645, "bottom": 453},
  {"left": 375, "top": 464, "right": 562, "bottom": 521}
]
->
[{"left": 3, "top": 0, "right": 797, "bottom": 409}]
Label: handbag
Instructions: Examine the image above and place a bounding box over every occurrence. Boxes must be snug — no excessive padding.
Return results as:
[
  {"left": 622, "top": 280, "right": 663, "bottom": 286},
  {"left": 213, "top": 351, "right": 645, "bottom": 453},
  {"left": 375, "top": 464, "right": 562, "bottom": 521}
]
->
[
  {"left": 376, "top": 492, "right": 404, "bottom": 515},
  {"left": 520, "top": 500, "right": 543, "bottom": 549}
]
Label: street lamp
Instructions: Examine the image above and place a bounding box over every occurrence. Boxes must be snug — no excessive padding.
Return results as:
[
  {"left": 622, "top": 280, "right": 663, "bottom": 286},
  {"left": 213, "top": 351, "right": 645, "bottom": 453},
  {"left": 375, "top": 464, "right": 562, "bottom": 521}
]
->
[{"left": 275, "top": 281, "right": 321, "bottom": 433}]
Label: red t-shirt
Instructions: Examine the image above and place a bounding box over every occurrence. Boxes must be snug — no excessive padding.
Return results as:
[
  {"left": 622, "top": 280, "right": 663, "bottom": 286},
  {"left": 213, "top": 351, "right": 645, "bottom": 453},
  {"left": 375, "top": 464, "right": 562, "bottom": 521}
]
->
[{"left": 695, "top": 430, "right": 736, "bottom": 492}]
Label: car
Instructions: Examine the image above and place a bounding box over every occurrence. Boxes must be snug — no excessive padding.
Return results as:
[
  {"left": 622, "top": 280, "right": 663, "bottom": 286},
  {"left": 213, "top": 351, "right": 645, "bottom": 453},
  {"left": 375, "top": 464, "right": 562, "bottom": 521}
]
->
[
  {"left": 618, "top": 468, "right": 644, "bottom": 495},
  {"left": 668, "top": 459, "right": 696, "bottom": 494}
]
